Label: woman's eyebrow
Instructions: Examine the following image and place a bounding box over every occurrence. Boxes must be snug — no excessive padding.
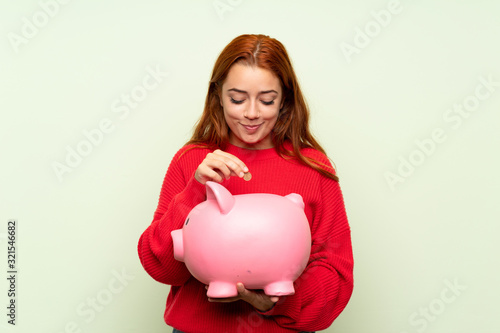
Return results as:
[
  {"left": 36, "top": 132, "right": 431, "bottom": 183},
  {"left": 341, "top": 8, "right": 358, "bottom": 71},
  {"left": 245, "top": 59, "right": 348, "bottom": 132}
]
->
[
  {"left": 227, "top": 88, "right": 278, "bottom": 94},
  {"left": 260, "top": 89, "right": 278, "bottom": 94},
  {"left": 227, "top": 88, "right": 247, "bottom": 93}
]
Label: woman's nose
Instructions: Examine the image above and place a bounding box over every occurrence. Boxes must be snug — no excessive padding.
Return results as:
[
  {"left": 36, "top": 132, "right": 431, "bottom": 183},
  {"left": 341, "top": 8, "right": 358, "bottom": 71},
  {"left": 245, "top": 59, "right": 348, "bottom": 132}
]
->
[{"left": 244, "top": 102, "right": 259, "bottom": 119}]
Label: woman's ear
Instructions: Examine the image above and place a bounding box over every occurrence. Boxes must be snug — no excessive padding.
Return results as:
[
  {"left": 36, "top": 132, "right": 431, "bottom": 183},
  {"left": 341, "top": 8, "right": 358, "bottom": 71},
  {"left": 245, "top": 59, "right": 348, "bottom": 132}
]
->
[{"left": 206, "top": 181, "right": 235, "bottom": 214}]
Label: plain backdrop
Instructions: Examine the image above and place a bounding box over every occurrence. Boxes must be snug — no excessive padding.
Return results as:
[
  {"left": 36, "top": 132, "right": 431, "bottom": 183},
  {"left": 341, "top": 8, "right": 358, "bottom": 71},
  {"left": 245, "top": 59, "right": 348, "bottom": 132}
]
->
[{"left": 1, "top": 0, "right": 499, "bottom": 332}]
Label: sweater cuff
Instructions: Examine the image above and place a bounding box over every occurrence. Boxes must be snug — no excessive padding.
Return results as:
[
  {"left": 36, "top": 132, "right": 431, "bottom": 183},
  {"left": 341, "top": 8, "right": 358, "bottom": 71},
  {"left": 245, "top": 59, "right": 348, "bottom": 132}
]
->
[
  {"left": 256, "top": 301, "right": 278, "bottom": 316},
  {"left": 255, "top": 294, "right": 298, "bottom": 318}
]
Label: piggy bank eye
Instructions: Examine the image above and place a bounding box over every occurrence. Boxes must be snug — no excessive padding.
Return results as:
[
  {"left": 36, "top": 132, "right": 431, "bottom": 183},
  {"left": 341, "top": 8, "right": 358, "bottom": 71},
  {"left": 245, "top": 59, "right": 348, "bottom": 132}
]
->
[{"left": 185, "top": 218, "right": 190, "bottom": 226}]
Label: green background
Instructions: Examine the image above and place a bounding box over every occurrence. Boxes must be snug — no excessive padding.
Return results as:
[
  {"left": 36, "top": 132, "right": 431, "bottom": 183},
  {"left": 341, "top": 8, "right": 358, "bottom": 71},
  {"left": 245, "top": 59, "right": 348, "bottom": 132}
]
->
[{"left": 1, "top": 0, "right": 499, "bottom": 332}]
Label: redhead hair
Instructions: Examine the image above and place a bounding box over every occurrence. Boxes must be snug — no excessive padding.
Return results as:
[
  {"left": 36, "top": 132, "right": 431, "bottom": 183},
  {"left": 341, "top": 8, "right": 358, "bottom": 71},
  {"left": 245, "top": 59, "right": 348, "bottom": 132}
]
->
[{"left": 186, "top": 34, "right": 338, "bottom": 182}]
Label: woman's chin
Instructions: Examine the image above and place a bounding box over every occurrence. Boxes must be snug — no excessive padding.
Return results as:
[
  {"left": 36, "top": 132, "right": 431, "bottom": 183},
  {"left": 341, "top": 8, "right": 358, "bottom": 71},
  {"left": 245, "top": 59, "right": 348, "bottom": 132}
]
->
[{"left": 230, "top": 135, "right": 272, "bottom": 149}]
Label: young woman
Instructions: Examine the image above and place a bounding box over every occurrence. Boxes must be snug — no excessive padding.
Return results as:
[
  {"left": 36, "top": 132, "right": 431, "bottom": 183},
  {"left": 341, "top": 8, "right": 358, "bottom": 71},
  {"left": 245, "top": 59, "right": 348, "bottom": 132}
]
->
[{"left": 138, "top": 34, "right": 353, "bottom": 333}]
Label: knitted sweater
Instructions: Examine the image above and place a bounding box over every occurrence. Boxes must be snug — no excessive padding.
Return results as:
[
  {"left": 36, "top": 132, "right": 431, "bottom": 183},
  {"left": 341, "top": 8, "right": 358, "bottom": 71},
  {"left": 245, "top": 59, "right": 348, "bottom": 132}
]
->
[{"left": 138, "top": 143, "right": 353, "bottom": 333}]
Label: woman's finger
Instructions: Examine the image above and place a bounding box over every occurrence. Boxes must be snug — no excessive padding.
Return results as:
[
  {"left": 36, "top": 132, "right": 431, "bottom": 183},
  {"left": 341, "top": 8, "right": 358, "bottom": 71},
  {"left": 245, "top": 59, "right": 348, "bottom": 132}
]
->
[
  {"left": 204, "top": 158, "right": 233, "bottom": 180},
  {"left": 212, "top": 150, "right": 249, "bottom": 178},
  {"left": 195, "top": 150, "right": 250, "bottom": 184}
]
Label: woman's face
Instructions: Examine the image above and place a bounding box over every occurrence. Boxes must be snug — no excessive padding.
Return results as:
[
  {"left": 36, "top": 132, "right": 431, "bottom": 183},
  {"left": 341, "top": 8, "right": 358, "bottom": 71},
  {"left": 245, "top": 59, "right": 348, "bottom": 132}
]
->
[{"left": 220, "top": 63, "right": 283, "bottom": 149}]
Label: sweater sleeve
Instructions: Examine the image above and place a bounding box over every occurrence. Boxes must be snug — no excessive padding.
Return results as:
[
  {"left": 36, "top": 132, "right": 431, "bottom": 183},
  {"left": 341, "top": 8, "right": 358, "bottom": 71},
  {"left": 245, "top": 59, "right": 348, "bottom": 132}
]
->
[
  {"left": 137, "top": 147, "right": 207, "bottom": 286},
  {"left": 258, "top": 163, "right": 354, "bottom": 330}
]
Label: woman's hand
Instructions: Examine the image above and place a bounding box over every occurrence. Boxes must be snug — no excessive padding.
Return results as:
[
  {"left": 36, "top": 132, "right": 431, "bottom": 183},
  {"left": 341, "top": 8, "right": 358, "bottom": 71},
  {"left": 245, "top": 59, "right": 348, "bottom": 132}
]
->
[
  {"left": 195, "top": 150, "right": 249, "bottom": 185},
  {"left": 207, "top": 283, "right": 279, "bottom": 312}
]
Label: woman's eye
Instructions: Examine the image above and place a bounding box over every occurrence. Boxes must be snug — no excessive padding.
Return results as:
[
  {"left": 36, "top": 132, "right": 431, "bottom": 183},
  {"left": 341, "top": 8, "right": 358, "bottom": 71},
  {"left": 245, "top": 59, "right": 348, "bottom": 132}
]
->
[
  {"left": 261, "top": 100, "right": 275, "bottom": 106},
  {"left": 230, "top": 97, "right": 244, "bottom": 104}
]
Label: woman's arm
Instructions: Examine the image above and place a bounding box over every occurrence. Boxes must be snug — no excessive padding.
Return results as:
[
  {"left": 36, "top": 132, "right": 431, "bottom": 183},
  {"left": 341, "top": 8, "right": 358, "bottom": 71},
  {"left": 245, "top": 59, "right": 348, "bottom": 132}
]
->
[
  {"left": 258, "top": 162, "right": 354, "bottom": 331},
  {"left": 138, "top": 147, "right": 250, "bottom": 286},
  {"left": 137, "top": 147, "right": 207, "bottom": 286}
]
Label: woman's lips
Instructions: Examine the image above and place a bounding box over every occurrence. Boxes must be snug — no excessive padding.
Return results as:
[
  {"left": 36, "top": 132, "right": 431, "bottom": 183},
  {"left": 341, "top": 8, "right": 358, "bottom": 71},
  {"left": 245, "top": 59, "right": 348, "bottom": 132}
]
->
[{"left": 242, "top": 124, "right": 262, "bottom": 132}]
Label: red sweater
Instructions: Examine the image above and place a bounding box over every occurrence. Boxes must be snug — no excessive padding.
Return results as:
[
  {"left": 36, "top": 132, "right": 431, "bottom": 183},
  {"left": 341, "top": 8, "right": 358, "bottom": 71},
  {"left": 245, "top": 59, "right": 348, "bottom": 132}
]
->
[{"left": 138, "top": 143, "right": 353, "bottom": 332}]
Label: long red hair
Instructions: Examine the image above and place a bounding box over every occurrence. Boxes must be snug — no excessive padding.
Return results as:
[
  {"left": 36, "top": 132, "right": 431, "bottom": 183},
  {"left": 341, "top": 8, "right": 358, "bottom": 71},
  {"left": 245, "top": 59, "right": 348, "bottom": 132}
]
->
[{"left": 186, "top": 34, "right": 338, "bottom": 182}]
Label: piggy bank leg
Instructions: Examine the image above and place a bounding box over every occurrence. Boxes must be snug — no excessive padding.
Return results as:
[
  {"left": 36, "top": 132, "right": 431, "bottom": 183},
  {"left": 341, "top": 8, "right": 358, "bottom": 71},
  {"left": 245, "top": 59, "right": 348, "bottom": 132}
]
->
[
  {"left": 206, "top": 281, "right": 238, "bottom": 298},
  {"left": 264, "top": 281, "right": 295, "bottom": 296}
]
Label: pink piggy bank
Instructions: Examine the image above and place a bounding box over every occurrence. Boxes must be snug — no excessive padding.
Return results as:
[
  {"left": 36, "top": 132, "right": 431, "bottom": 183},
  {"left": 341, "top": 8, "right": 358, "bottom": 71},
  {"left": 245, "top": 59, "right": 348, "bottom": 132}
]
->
[{"left": 171, "top": 181, "right": 311, "bottom": 298}]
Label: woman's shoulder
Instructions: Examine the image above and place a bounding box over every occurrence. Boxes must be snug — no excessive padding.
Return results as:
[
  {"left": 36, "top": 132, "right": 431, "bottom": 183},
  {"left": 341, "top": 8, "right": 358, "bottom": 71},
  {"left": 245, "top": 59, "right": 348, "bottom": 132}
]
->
[
  {"left": 300, "top": 146, "right": 329, "bottom": 162},
  {"left": 282, "top": 140, "right": 326, "bottom": 158},
  {"left": 298, "top": 145, "right": 336, "bottom": 176},
  {"left": 172, "top": 143, "right": 213, "bottom": 163}
]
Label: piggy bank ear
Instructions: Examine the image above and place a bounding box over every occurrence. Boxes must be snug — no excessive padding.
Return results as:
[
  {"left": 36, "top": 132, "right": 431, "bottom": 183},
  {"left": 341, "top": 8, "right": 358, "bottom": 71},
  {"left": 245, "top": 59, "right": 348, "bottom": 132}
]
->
[
  {"left": 285, "top": 193, "right": 305, "bottom": 209},
  {"left": 205, "top": 181, "right": 235, "bottom": 214}
]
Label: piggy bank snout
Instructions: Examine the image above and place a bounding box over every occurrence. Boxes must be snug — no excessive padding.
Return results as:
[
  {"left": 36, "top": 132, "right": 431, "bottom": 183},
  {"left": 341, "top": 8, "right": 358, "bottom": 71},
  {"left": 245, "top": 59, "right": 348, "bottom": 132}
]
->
[{"left": 170, "top": 229, "right": 184, "bottom": 262}]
